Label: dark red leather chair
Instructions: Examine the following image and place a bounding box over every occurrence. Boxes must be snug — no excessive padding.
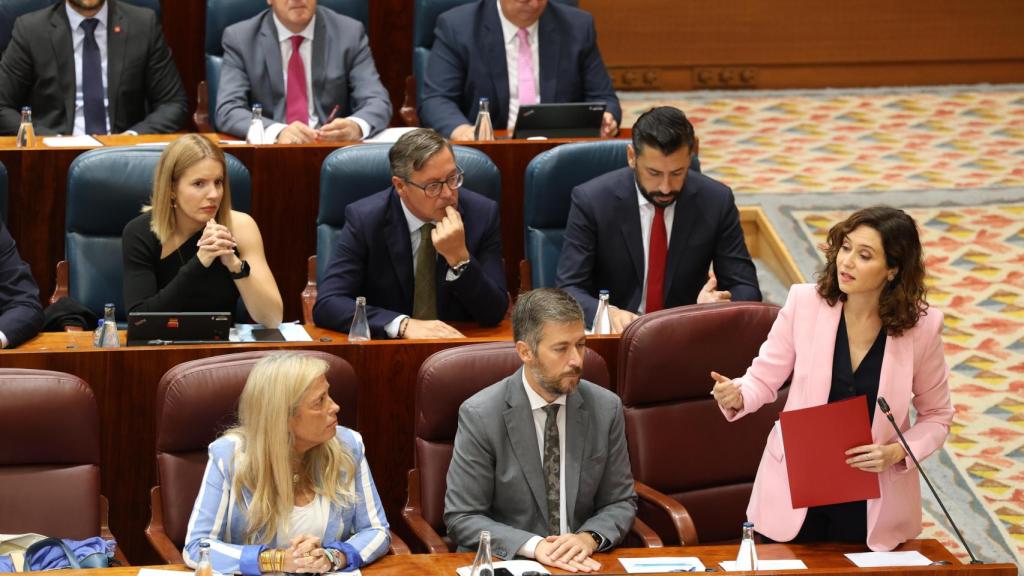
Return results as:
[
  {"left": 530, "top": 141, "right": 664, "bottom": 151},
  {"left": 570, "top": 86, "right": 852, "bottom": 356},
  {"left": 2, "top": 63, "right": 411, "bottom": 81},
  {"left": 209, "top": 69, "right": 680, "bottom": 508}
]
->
[
  {"left": 402, "top": 341, "right": 661, "bottom": 553},
  {"left": 618, "top": 302, "right": 789, "bottom": 545},
  {"left": 0, "top": 369, "right": 126, "bottom": 564},
  {"left": 145, "top": 350, "right": 408, "bottom": 563}
]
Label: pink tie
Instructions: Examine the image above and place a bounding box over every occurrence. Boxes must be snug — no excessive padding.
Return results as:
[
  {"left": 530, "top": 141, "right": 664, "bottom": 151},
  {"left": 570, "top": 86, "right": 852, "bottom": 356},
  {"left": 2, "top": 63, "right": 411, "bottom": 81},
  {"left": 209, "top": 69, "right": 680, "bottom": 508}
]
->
[
  {"left": 517, "top": 28, "right": 537, "bottom": 106},
  {"left": 286, "top": 35, "right": 309, "bottom": 125}
]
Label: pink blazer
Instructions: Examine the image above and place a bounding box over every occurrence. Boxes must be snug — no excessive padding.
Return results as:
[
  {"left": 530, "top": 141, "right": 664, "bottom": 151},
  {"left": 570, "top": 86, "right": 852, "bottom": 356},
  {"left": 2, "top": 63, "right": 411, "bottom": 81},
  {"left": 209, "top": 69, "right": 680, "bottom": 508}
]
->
[{"left": 722, "top": 283, "right": 953, "bottom": 550}]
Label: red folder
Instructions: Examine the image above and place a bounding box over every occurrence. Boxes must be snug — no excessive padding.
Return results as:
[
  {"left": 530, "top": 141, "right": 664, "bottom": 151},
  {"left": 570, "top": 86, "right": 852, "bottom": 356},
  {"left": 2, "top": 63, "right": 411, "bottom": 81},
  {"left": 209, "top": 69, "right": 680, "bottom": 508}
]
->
[{"left": 779, "top": 396, "right": 881, "bottom": 508}]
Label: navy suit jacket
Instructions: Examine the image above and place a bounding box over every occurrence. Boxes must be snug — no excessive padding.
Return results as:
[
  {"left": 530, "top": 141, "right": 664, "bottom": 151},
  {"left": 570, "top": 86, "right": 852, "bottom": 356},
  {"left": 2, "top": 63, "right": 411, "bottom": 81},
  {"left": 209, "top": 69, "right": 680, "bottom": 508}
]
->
[
  {"left": 418, "top": 0, "right": 620, "bottom": 138},
  {"left": 0, "top": 220, "right": 43, "bottom": 347},
  {"left": 313, "top": 187, "right": 508, "bottom": 337},
  {"left": 0, "top": 0, "right": 187, "bottom": 135},
  {"left": 556, "top": 167, "right": 761, "bottom": 325}
]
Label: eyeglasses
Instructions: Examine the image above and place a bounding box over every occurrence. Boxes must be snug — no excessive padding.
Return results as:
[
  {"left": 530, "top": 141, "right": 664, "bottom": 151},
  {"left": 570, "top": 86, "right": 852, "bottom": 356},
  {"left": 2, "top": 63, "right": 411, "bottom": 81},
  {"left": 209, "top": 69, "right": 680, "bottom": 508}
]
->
[{"left": 404, "top": 167, "right": 464, "bottom": 198}]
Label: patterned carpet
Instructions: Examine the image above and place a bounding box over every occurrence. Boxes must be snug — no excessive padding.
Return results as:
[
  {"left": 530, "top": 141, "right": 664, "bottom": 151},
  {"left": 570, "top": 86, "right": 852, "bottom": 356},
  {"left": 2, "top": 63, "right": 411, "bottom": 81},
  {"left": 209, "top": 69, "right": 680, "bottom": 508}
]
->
[{"left": 622, "top": 86, "right": 1024, "bottom": 568}]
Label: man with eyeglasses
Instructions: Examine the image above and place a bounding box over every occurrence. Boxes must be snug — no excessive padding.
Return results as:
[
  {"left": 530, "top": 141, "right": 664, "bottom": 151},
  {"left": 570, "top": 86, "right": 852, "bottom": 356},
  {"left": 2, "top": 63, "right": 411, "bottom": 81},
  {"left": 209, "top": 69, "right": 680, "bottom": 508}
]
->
[{"left": 313, "top": 128, "right": 508, "bottom": 338}]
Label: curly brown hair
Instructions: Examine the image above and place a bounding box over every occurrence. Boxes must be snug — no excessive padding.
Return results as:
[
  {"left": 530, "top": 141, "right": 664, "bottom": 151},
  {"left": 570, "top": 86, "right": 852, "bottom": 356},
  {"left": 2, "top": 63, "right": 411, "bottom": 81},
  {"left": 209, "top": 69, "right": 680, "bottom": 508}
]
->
[{"left": 815, "top": 206, "right": 928, "bottom": 336}]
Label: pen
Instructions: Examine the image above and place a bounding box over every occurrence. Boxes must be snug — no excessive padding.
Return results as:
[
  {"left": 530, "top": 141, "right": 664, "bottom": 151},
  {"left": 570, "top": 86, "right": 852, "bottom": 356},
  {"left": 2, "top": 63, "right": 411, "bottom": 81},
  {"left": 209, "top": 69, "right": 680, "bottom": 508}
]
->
[{"left": 325, "top": 104, "right": 341, "bottom": 124}]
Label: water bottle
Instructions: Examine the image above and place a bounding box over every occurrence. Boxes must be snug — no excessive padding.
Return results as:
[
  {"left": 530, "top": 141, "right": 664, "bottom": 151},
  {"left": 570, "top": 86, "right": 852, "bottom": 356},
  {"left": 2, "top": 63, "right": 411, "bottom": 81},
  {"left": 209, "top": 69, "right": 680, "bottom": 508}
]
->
[
  {"left": 473, "top": 98, "right": 494, "bottom": 141},
  {"left": 348, "top": 296, "right": 371, "bottom": 342},
  {"left": 593, "top": 290, "right": 612, "bottom": 335},
  {"left": 16, "top": 107, "right": 35, "bottom": 148},
  {"left": 99, "top": 303, "right": 120, "bottom": 348},
  {"left": 735, "top": 521, "right": 759, "bottom": 571},
  {"left": 245, "top": 104, "right": 264, "bottom": 145},
  {"left": 194, "top": 541, "right": 212, "bottom": 576},
  {"left": 92, "top": 319, "right": 105, "bottom": 347},
  {"left": 469, "top": 530, "right": 494, "bottom": 576}
]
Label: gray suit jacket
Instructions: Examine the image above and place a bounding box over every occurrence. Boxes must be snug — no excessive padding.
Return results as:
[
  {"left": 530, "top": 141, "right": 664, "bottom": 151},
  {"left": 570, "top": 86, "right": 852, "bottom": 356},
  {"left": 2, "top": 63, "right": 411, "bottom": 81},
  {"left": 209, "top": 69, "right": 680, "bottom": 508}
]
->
[
  {"left": 216, "top": 6, "right": 391, "bottom": 138},
  {"left": 444, "top": 368, "right": 636, "bottom": 559},
  {"left": 0, "top": 0, "right": 187, "bottom": 135}
]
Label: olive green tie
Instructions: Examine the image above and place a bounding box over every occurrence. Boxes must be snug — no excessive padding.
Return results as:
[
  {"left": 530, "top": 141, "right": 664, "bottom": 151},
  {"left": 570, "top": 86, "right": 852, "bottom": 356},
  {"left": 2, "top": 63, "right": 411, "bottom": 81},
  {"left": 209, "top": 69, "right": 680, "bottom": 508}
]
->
[{"left": 413, "top": 223, "right": 437, "bottom": 320}]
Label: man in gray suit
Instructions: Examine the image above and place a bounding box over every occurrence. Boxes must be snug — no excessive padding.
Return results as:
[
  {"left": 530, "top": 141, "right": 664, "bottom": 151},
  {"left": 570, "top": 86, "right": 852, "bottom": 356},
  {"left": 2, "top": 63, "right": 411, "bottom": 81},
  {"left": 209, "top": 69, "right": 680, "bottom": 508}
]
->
[
  {"left": 445, "top": 288, "right": 636, "bottom": 573},
  {"left": 216, "top": 0, "right": 391, "bottom": 143}
]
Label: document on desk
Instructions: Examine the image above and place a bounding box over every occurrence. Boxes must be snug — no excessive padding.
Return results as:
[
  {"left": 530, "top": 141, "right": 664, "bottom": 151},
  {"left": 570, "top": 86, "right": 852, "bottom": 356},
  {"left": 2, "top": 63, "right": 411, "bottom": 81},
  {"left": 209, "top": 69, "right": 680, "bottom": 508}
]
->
[
  {"left": 42, "top": 135, "right": 103, "bottom": 147},
  {"left": 230, "top": 323, "right": 313, "bottom": 342},
  {"left": 456, "top": 560, "right": 548, "bottom": 576},
  {"left": 137, "top": 569, "right": 194, "bottom": 576},
  {"left": 780, "top": 395, "right": 880, "bottom": 508},
  {"left": 619, "top": 556, "right": 706, "bottom": 573},
  {"left": 844, "top": 551, "right": 931, "bottom": 567},
  {"left": 719, "top": 559, "right": 807, "bottom": 571}
]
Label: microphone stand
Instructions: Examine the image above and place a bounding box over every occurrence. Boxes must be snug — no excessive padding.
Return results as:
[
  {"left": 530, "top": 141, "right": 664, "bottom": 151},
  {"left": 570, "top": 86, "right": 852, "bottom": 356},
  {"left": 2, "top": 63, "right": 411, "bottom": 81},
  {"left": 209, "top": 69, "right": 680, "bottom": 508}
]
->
[{"left": 877, "top": 397, "right": 982, "bottom": 564}]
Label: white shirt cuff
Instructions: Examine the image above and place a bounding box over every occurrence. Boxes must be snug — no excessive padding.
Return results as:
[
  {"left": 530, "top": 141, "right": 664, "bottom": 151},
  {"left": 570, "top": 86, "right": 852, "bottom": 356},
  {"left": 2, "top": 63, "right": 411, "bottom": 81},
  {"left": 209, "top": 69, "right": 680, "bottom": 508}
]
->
[
  {"left": 385, "top": 315, "right": 408, "bottom": 339},
  {"left": 0, "top": 330, "right": 7, "bottom": 349},
  {"left": 348, "top": 116, "right": 371, "bottom": 140},
  {"left": 517, "top": 536, "right": 543, "bottom": 559},
  {"left": 265, "top": 122, "right": 288, "bottom": 143}
]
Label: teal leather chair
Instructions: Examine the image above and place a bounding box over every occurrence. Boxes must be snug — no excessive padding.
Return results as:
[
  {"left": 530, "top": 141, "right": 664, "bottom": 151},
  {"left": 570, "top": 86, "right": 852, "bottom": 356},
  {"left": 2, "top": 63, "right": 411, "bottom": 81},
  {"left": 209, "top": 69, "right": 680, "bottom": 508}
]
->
[
  {"left": 55, "top": 146, "right": 251, "bottom": 321},
  {"left": 302, "top": 143, "right": 500, "bottom": 322},
  {"left": 203, "top": 0, "right": 368, "bottom": 132}
]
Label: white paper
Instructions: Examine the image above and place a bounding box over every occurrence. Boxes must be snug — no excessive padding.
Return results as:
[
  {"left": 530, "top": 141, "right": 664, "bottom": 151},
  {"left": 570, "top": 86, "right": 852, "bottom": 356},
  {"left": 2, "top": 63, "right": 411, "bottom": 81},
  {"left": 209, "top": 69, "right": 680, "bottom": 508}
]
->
[
  {"left": 324, "top": 570, "right": 360, "bottom": 576},
  {"left": 229, "top": 322, "right": 312, "bottom": 342},
  {"left": 365, "top": 127, "right": 419, "bottom": 143},
  {"left": 219, "top": 140, "right": 248, "bottom": 145},
  {"left": 620, "top": 556, "right": 706, "bottom": 573},
  {"left": 844, "top": 551, "right": 932, "bottom": 567},
  {"left": 455, "top": 560, "right": 548, "bottom": 576},
  {"left": 42, "top": 135, "right": 102, "bottom": 147},
  {"left": 137, "top": 569, "right": 194, "bottom": 576},
  {"left": 135, "top": 141, "right": 169, "bottom": 147},
  {"left": 720, "top": 559, "right": 807, "bottom": 571}
]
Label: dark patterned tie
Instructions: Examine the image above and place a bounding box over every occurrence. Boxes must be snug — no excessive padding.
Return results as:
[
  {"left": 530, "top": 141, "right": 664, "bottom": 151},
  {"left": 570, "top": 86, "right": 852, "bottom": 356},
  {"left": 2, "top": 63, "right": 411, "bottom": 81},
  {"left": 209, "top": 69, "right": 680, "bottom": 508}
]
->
[
  {"left": 81, "top": 18, "right": 107, "bottom": 135},
  {"left": 542, "top": 404, "right": 561, "bottom": 535},
  {"left": 413, "top": 223, "right": 437, "bottom": 320}
]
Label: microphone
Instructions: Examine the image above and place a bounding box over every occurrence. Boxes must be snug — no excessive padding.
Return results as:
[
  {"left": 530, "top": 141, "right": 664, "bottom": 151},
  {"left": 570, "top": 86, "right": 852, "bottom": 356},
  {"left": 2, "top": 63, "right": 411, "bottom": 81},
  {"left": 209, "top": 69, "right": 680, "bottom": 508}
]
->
[{"left": 877, "top": 397, "right": 982, "bottom": 564}]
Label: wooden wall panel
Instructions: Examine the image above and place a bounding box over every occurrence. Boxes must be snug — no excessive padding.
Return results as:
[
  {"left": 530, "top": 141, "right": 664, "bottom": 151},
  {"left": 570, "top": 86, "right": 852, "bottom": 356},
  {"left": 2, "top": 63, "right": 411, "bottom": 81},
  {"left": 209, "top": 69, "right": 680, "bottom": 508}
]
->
[{"left": 580, "top": 0, "right": 1024, "bottom": 90}]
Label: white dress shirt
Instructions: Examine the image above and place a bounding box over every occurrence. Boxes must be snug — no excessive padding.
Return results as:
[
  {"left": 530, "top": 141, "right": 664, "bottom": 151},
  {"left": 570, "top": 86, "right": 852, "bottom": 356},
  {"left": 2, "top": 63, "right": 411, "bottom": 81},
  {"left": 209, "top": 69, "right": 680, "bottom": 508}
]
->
[
  {"left": 496, "top": 0, "right": 540, "bottom": 133},
  {"left": 266, "top": 14, "right": 370, "bottom": 143},
  {"left": 66, "top": 2, "right": 111, "bottom": 136},
  {"left": 636, "top": 183, "right": 675, "bottom": 314},
  {"left": 517, "top": 371, "right": 568, "bottom": 558}
]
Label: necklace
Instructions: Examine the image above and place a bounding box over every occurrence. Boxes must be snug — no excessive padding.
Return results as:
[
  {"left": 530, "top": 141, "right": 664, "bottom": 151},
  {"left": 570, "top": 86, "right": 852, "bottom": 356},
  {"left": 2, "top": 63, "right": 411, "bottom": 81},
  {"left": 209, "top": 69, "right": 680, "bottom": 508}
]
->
[{"left": 292, "top": 473, "right": 300, "bottom": 484}]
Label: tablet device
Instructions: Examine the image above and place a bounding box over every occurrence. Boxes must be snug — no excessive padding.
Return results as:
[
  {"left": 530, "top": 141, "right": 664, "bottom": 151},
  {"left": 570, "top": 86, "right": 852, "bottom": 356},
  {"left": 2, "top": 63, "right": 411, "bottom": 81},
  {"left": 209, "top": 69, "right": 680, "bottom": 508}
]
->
[
  {"left": 512, "top": 102, "right": 607, "bottom": 139},
  {"left": 126, "top": 311, "right": 232, "bottom": 346}
]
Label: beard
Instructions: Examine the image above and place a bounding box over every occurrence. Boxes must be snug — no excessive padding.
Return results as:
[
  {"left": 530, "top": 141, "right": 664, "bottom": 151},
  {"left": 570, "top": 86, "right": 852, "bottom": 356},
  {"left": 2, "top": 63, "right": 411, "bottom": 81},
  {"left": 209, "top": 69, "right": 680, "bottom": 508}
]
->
[
  {"left": 68, "top": 0, "right": 105, "bottom": 10},
  {"left": 529, "top": 363, "right": 582, "bottom": 398},
  {"left": 636, "top": 177, "right": 681, "bottom": 208}
]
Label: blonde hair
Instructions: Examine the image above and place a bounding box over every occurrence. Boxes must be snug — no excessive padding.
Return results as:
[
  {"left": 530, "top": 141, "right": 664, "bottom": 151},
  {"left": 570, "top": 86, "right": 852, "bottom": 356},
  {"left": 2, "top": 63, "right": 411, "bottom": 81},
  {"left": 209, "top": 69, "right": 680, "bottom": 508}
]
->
[
  {"left": 225, "top": 352, "right": 357, "bottom": 543},
  {"left": 146, "top": 134, "right": 233, "bottom": 244}
]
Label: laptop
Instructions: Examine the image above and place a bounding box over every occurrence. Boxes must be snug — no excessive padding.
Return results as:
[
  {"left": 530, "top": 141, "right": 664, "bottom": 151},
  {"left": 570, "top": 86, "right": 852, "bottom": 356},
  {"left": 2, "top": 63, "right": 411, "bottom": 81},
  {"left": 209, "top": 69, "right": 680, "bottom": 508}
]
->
[
  {"left": 126, "top": 311, "right": 232, "bottom": 346},
  {"left": 512, "top": 102, "right": 607, "bottom": 139}
]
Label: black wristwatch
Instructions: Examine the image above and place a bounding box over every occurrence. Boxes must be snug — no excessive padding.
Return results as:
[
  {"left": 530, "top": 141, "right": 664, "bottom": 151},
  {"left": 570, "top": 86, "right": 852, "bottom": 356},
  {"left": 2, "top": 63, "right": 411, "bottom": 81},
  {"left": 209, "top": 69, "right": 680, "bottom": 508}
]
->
[{"left": 229, "top": 259, "right": 251, "bottom": 279}]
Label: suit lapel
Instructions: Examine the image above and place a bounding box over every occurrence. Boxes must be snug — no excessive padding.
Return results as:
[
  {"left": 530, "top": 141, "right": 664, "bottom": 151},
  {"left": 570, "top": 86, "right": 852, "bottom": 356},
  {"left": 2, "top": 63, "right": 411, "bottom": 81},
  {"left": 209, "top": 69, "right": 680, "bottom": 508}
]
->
[
  {"left": 808, "top": 297, "right": 842, "bottom": 406},
  {"left": 503, "top": 369, "right": 549, "bottom": 522},
  {"left": 617, "top": 172, "right": 644, "bottom": 301},
  {"left": 258, "top": 15, "right": 286, "bottom": 122},
  {"left": 310, "top": 12, "right": 327, "bottom": 122},
  {"left": 564, "top": 389, "right": 587, "bottom": 531},
  {"left": 663, "top": 180, "right": 698, "bottom": 298},
  {"left": 106, "top": 1, "right": 126, "bottom": 132},
  {"left": 50, "top": 6, "right": 75, "bottom": 134},
  {"left": 384, "top": 190, "right": 414, "bottom": 307},
  {"left": 481, "top": 3, "right": 510, "bottom": 125},
  {"left": 537, "top": 9, "right": 559, "bottom": 103}
]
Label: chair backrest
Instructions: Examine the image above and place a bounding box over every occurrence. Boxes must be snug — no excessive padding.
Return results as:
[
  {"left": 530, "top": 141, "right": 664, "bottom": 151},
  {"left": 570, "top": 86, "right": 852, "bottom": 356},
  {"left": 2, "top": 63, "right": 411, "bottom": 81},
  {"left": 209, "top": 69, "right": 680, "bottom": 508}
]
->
[
  {"left": 316, "top": 143, "right": 500, "bottom": 282},
  {"left": 153, "top": 351, "right": 359, "bottom": 552},
  {"left": 523, "top": 140, "right": 628, "bottom": 288},
  {"left": 617, "top": 302, "right": 788, "bottom": 544},
  {"left": 412, "top": 0, "right": 577, "bottom": 101},
  {"left": 411, "top": 341, "right": 608, "bottom": 547},
  {"left": 0, "top": 369, "right": 101, "bottom": 538},
  {"left": 0, "top": 160, "right": 7, "bottom": 223},
  {"left": 0, "top": 0, "right": 161, "bottom": 53},
  {"left": 65, "top": 146, "right": 251, "bottom": 319},
  {"left": 204, "top": 0, "right": 368, "bottom": 132}
]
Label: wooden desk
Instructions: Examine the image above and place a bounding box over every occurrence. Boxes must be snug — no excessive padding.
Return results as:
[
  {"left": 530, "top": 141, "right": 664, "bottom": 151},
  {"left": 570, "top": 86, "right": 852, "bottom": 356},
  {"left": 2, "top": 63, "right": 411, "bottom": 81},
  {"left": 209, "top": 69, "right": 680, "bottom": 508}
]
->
[
  {"left": 0, "top": 324, "right": 620, "bottom": 565},
  {"left": 42, "top": 540, "right": 1018, "bottom": 575},
  {"left": 0, "top": 134, "right": 604, "bottom": 321}
]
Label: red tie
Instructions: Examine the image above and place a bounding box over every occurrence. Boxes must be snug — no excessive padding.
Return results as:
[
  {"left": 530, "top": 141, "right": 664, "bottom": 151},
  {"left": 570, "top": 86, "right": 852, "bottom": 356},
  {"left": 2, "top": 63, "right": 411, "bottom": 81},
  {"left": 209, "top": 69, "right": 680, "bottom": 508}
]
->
[
  {"left": 286, "top": 35, "right": 309, "bottom": 125},
  {"left": 646, "top": 205, "right": 667, "bottom": 313}
]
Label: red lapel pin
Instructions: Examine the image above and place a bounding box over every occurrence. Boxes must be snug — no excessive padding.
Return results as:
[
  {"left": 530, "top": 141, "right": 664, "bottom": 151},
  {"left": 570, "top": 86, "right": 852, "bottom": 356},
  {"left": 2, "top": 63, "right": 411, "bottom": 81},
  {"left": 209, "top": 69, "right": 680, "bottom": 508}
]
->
[{"left": 114, "top": 25, "right": 121, "bottom": 33}]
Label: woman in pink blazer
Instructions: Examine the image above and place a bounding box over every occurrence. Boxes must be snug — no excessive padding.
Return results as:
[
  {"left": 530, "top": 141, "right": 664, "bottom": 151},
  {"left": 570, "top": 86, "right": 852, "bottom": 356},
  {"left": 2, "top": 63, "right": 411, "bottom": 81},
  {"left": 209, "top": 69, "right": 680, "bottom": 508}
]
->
[{"left": 712, "top": 206, "right": 953, "bottom": 550}]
